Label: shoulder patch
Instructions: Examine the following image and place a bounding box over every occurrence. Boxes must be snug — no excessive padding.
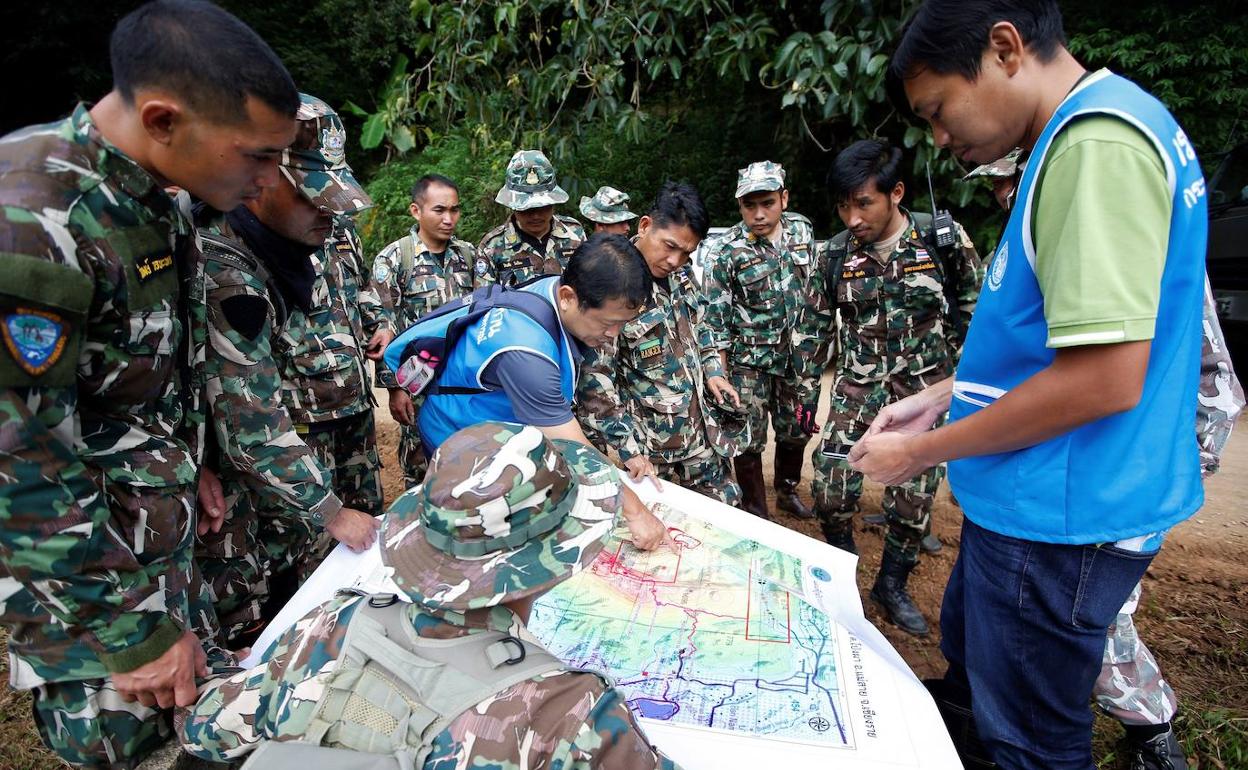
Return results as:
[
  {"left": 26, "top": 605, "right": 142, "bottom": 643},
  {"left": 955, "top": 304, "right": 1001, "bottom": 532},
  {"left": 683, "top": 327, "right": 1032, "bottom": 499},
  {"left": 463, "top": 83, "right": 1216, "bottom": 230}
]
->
[
  {"left": 373, "top": 262, "right": 390, "bottom": 283},
  {"left": 3, "top": 308, "right": 67, "bottom": 376},
  {"left": 475, "top": 257, "right": 490, "bottom": 277},
  {"left": 220, "top": 294, "right": 269, "bottom": 341}
]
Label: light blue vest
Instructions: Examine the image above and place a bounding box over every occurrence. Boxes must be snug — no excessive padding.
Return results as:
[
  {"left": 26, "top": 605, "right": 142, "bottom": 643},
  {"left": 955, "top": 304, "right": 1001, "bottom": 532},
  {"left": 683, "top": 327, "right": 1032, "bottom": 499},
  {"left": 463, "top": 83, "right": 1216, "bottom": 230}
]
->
[
  {"left": 948, "top": 70, "right": 1206, "bottom": 544},
  {"left": 418, "top": 277, "right": 578, "bottom": 452}
]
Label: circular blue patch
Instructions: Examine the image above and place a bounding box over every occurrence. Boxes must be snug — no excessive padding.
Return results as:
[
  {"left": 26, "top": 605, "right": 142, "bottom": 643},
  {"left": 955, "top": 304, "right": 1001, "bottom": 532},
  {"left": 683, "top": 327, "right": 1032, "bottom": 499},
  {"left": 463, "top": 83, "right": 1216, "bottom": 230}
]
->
[{"left": 810, "top": 566, "right": 831, "bottom": 582}]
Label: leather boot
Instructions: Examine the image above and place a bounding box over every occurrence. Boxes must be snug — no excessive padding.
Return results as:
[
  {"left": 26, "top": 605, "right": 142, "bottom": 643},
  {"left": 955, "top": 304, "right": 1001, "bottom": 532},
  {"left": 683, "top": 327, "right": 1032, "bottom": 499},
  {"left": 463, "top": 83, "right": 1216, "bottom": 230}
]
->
[
  {"left": 870, "top": 550, "right": 929, "bottom": 636},
  {"left": 773, "top": 442, "right": 815, "bottom": 519},
  {"left": 819, "top": 515, "right": 857, "bottom": 555},
  {"left": 733, "top": 453, "right": 771, "bottom": 519}
]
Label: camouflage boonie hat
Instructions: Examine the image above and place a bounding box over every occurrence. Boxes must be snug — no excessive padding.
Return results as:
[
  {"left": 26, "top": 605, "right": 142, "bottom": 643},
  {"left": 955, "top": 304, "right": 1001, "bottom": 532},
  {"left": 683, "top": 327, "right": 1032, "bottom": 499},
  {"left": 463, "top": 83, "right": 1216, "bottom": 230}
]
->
[
  {"left": 705, "top": 398, "right": 751, "bottom": 458},
  {"left": 964, "top": 148, "right": 1024, "bottom": 180},
  {"left": 280, "top": 93, "right": 373, "bottom": 215},
  {"left": 735, "top": 160, "right": 786, "bottom": 198},
  {"left": 380, "top": 422, "right": 622, "bottom": 611},
  {"left": 495, "top": 150, "right": 570, "bottom": 211},
  {"left": 578, "top": 186, "right": 638, "bottom": 224}
]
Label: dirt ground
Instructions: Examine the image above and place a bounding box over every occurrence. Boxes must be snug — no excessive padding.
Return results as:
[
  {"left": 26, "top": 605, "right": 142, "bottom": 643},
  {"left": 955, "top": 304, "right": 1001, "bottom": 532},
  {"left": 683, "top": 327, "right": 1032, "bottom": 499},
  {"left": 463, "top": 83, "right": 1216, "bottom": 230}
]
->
[{"left": 0, "top": 393, "right": 1243, "bottom": 769}]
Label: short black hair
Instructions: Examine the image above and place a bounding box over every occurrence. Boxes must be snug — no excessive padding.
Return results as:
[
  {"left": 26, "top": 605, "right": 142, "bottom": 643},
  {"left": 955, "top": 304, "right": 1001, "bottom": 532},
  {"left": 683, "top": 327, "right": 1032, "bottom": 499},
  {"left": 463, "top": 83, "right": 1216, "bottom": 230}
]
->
[
  {"left": 829, "top": 140, "right": 904, "bottom": 202},
  {"left": 110, "top": 0, "right": 299, "bottom": 122},
  {"left": 411, "top": 174, "right": 459, "bottom": 205},
  {"left": 561, "top": 233, "right": 652, "bottom": 310},
  {"left": 890, "top": 0, "right": 1067, "bottom": 82},
  {"left": 646, "top": 181, "right": 710, "bottom": 239}
]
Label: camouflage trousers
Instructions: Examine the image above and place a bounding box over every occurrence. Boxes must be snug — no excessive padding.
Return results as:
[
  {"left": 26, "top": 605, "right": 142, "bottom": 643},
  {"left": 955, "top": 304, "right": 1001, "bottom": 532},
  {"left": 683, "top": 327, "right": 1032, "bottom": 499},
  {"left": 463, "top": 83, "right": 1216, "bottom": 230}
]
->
[
  {"left": 1095, "top": 581, "right": 1178, "bottom": 726},
  {"left": 729, "top": 365, "right": 808, "bottom": 455},
  {"left": 259, "top": 411, "right": 383, "bottom": 582},
  {"left": 397, "top": 421, "right": 430, "bottom": 490},
  {"left": 196, "top": 485, "right": 269, "bottom": 644},
  {"left": 31, "top": 677, "right": 169, "bottom": 768},
  {"left": 654, "top": 444, "right": 741, "bottom": 505},
  {"left": 812, "top": 374, "right": 946, "bottom": 564}
]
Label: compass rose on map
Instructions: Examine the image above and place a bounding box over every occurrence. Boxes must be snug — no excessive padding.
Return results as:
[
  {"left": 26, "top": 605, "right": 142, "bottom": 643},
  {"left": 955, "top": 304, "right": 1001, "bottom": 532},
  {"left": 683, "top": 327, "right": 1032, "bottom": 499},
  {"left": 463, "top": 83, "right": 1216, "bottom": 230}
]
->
[{"left": 808, "top": 716, "right": 831, "bottom": 733}]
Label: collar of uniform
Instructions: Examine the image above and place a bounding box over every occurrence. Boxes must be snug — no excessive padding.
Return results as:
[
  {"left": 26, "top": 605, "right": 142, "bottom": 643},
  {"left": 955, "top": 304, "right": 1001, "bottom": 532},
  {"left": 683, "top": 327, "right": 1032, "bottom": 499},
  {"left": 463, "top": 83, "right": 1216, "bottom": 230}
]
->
[
  {"left": 897, "top": 208, "right": 927, "bottom": 248},
  {"left": 550, "top": 215, "right": 576, "bottom": 240},
  {"left": 736, "top": 221, "right": 776, "bottom": 249},
  {"left": 72, "top": 103, "right": 184, "bottom": 233},
  {"left": 509, "top": 215, "right": 550, "bottom": 253},
  {"left": 408, "top": 224, "right": 452, "bottom": 263}
]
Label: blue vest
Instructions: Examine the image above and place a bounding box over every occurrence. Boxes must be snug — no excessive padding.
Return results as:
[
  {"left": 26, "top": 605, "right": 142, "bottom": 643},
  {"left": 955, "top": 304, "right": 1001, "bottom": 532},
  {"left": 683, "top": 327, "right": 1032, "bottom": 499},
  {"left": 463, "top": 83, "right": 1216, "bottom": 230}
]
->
[
  {"left": 418, "top": 277, "right": 578, "bottom": 451},
  {"left": 948, "top": 71, "right": 1206, "bottom": 544}
]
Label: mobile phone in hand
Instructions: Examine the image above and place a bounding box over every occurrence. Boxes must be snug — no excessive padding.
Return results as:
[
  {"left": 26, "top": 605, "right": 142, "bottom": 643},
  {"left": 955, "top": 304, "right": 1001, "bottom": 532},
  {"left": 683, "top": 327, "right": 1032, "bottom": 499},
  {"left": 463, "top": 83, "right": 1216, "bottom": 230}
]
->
[{"left": 820, "top": 440, "right": 853, "bottom": 460}]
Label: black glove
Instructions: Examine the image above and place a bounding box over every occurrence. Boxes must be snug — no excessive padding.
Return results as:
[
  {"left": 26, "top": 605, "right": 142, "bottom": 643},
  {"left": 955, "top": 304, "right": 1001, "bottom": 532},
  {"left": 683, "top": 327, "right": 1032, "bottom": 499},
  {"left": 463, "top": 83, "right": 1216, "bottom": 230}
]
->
[{"left": 795, "top": 402, "right": 820, "bottom": 436}]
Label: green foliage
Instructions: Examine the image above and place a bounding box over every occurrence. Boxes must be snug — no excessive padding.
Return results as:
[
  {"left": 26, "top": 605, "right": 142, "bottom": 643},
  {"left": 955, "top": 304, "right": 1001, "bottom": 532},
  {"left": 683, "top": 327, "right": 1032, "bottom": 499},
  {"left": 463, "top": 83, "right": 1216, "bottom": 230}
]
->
[{"left": 1066, "top": 0, "right": 1248, "bottom": 171}]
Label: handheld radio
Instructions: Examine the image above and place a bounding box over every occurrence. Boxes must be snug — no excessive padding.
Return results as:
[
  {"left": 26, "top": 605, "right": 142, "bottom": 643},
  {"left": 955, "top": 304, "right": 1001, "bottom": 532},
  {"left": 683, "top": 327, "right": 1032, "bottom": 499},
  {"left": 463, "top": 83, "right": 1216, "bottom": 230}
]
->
[{"left": 926, "top": 163, "right": 957, "bottom": 250}]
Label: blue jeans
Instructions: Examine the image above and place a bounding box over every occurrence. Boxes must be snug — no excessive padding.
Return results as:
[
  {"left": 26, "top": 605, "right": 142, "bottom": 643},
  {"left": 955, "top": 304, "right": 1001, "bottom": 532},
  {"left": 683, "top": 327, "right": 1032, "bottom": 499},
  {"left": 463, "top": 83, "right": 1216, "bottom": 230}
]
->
[{"left": 940, "top": 519, "right": 1157, "bottom": 769}]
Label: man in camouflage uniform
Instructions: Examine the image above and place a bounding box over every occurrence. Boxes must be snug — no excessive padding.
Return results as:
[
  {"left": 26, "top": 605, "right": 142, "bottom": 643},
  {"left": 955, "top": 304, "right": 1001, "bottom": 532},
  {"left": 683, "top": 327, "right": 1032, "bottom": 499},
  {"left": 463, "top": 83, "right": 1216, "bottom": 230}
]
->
[
  {"left": 967, "top": 149, "right": 1246, "bottom": 769},
  {"left": 0, "top": 2, "right": 299, "bottom": 765},
  {"left": 792, "top": 140, "right": 982, "bottom": 636},
  {"left": 578, "top": 183, "right": 745, "bottom": 504},
  {"left": 704, "top": 161, "right": 817, "bottom": 520},
  {"left": 372, "top": 174, "right": 476, "bottom": 488},
  {"left": 257, "top": 95, "right": 394, "bottom": 590},
  {"left": 579, "top": 185, "right": 638, "bottom": 236},
  {"left": 474, "top": 150, "right": 586, "bottom": 287},
  {"left": 196, "top": 94, "right": 385, "bottom": 646},
  {"left": 180, "top": 421, "right": 681, "bottom": 769}
]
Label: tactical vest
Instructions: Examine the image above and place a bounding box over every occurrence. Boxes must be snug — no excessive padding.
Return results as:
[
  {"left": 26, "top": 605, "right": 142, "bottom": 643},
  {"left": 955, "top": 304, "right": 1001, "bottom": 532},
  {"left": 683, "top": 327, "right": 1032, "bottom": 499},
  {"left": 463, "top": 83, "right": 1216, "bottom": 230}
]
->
[
  {"left": 950, "top": 70, "right": 1207, "bottom": 543},
  {"left": 418, "top": 276, "right": 578, "bottom": 451},
  {"left": 241, "top": 592, "right": 566, "bottom": 770},
  {"left": 824, "top": 210, "right": 962, "bottom": 329}
]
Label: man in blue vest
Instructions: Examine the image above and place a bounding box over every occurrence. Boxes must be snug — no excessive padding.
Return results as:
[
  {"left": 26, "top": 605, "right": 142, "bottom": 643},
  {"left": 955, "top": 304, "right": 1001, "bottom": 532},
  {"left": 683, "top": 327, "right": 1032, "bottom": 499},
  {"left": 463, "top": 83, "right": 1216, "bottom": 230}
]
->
[
  {"left": 417, "top": 234, "right": 669, "bottom": 550},
  {"left": 851, "top": 2, "right": 1206, "bottom": 768}
]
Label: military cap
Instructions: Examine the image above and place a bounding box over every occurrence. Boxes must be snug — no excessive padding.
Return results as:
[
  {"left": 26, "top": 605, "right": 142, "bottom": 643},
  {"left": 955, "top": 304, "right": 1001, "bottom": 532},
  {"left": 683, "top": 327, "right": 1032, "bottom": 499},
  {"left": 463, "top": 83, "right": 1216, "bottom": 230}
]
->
[
  {"left": 495, "top": 150, "right": 570, "bottom": 211},
  {"left": 280, "top": 93, "right": 373, "bottom": 215},
  {"left": 380, "top": 422, "right": 621, "bottom": 611},
  {"left": 734, "top": 160, "right": 786, "bottom": 198},
  {"left": 578, "top": 186, "right": 638, "bottom": 224},
  {"left": 964, "top": 148, "right": 1024, "bottom": 179}
]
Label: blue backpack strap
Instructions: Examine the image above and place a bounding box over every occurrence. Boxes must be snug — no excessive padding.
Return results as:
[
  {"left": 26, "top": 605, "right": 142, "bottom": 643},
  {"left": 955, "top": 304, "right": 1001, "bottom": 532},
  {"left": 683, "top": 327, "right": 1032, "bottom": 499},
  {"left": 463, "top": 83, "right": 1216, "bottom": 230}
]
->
[{"left": 429, "top": 284, "right": 562, "bottom": 396}]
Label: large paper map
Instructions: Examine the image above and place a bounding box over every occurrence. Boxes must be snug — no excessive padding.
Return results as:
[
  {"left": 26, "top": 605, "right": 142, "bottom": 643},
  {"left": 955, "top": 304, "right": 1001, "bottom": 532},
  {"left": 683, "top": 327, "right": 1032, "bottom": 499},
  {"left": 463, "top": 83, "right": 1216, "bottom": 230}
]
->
[
  {"left": 529, "top": 504, "right": 855, "bottom": 747},
  {"left": 244, "top": 479, "right": 960, "bottom": 768}
]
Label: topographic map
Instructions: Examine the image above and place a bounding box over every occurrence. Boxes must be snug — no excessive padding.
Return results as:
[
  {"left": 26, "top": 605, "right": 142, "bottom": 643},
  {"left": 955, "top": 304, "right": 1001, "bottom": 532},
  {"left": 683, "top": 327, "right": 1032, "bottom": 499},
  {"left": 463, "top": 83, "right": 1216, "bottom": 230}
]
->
[{"left": 529, "top": 504, "right": 854, "bottom": 748}]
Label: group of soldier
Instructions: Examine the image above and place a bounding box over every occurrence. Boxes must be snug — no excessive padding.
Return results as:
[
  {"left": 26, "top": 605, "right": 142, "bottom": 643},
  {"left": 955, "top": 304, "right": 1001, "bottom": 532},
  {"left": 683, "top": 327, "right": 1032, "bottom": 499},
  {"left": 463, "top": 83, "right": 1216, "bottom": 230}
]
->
[{"left": 0, "top": 0, "right": 1204, "bottom": 768}]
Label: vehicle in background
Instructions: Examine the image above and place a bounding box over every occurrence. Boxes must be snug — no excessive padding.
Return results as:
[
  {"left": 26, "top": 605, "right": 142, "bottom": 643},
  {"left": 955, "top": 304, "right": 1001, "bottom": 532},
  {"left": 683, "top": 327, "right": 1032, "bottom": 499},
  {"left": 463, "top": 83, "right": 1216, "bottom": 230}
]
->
[{"left": 1208, "top": 141, "right": 1248, "bottom": 370}]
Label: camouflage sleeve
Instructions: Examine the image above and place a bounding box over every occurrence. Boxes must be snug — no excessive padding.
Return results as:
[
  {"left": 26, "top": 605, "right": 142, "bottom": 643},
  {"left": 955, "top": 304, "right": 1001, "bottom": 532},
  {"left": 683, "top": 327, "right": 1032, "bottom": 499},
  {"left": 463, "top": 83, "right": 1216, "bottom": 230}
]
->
[
  {"left": 181, "top": 594, "right": 363, "bottom": 761},
  {"left": 473, "top": 236, "right": 499, "bottom": 288},
  {"left": 694, "top": 288, "right": 726, "bottom": 380},
  {"left": 790, "top": 240, "right": 836, "bottom": 402},
  {"left": 701, "top": 241, "right": 734, "bottom": 353},
  {"left": 0, "top": 217, "right": 186, "bottom": 671},
  {"left": 947, "top": 220, "right": 983, "bottom": 353},
  {"left": 576, "top": 340, "right": 645, "bottom": 461},
  {"left": 345, "top": 224, "right": 394, "bottom": 335},
  {"left": 565, "top": 685, "right": 682, "bottom": 770},
  {"left": 370, "top": 242, "right": 403, "bottom": 389},
  {"left": 205, "top": 269, "right": 343, "bottom": 526}
]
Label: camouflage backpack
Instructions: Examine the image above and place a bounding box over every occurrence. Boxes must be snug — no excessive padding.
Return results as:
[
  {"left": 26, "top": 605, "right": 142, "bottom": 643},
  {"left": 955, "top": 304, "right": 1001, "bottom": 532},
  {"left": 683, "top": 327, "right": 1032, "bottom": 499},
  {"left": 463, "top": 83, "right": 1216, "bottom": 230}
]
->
[{"left": 242, "top": 591, "right": 565, "bottom": 770}]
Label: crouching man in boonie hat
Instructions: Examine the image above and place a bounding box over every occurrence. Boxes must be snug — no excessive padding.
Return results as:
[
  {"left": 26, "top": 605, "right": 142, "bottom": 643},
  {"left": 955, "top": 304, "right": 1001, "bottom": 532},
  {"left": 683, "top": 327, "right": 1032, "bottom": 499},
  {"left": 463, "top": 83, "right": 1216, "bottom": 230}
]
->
[
  {"left": 580, "top": 185, "right": 639, "bottom": 236},
  {"left": 179, "top": 421, "right": 681, "bottom": 770}
]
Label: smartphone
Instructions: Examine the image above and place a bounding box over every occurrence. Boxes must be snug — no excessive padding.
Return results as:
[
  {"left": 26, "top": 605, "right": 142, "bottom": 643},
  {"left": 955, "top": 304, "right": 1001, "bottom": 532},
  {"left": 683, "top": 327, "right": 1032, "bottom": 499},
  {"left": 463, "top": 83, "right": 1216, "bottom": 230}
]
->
[{"left": 820, "top": 440, "right": 853, "bottom": 460}]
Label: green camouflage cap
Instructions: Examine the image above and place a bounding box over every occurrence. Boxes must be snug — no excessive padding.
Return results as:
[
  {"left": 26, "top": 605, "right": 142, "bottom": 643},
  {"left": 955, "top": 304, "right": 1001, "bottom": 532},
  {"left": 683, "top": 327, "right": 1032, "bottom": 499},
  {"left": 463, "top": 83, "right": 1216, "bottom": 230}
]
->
[
  {"left": 964, "top": 148, "right": 1024, "bottom": 180},
  {"left": 380, "top": 422, "right": 622, "bottom": 610},
  {"left": 280, "top": 93, "right": 374, "bottom": 215},
  {"left": 735, "top": 160, "right": 786, "bottom": 198},
  {"left": 705, "top": 397, "right": 751, "bottom": 458},
  {"left": 578, "top": 186, "right": 638, "bottom": 224},
  {"left": 495, "top": 150, "right": 569, "bottom": 211}
]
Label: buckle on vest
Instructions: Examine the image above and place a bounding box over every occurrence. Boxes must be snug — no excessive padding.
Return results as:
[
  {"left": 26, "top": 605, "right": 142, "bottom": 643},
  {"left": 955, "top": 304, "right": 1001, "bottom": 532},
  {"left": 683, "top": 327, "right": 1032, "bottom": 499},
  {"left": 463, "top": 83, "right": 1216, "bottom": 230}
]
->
[
  {"left": 368, "top": 593, "right": 400, "bottom": 608},
  {"left": 497, "top": 635, "right": 526, "bottom": 665}
]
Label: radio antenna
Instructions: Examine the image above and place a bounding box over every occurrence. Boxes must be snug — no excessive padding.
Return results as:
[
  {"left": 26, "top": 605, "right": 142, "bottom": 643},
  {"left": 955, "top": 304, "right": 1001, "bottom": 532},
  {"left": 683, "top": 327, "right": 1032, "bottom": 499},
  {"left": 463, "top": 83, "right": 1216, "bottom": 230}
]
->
[{"left": 926, "top": 161, "right": 939, "bottom": 221}]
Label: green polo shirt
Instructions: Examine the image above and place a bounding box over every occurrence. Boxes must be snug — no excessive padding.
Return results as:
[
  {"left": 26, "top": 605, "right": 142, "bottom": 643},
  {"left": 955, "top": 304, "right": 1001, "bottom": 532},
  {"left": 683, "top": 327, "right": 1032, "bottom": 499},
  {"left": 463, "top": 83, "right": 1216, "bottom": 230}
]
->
[{"left": 1031, "top": 115, "right": 1172, "bottom": 348}]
